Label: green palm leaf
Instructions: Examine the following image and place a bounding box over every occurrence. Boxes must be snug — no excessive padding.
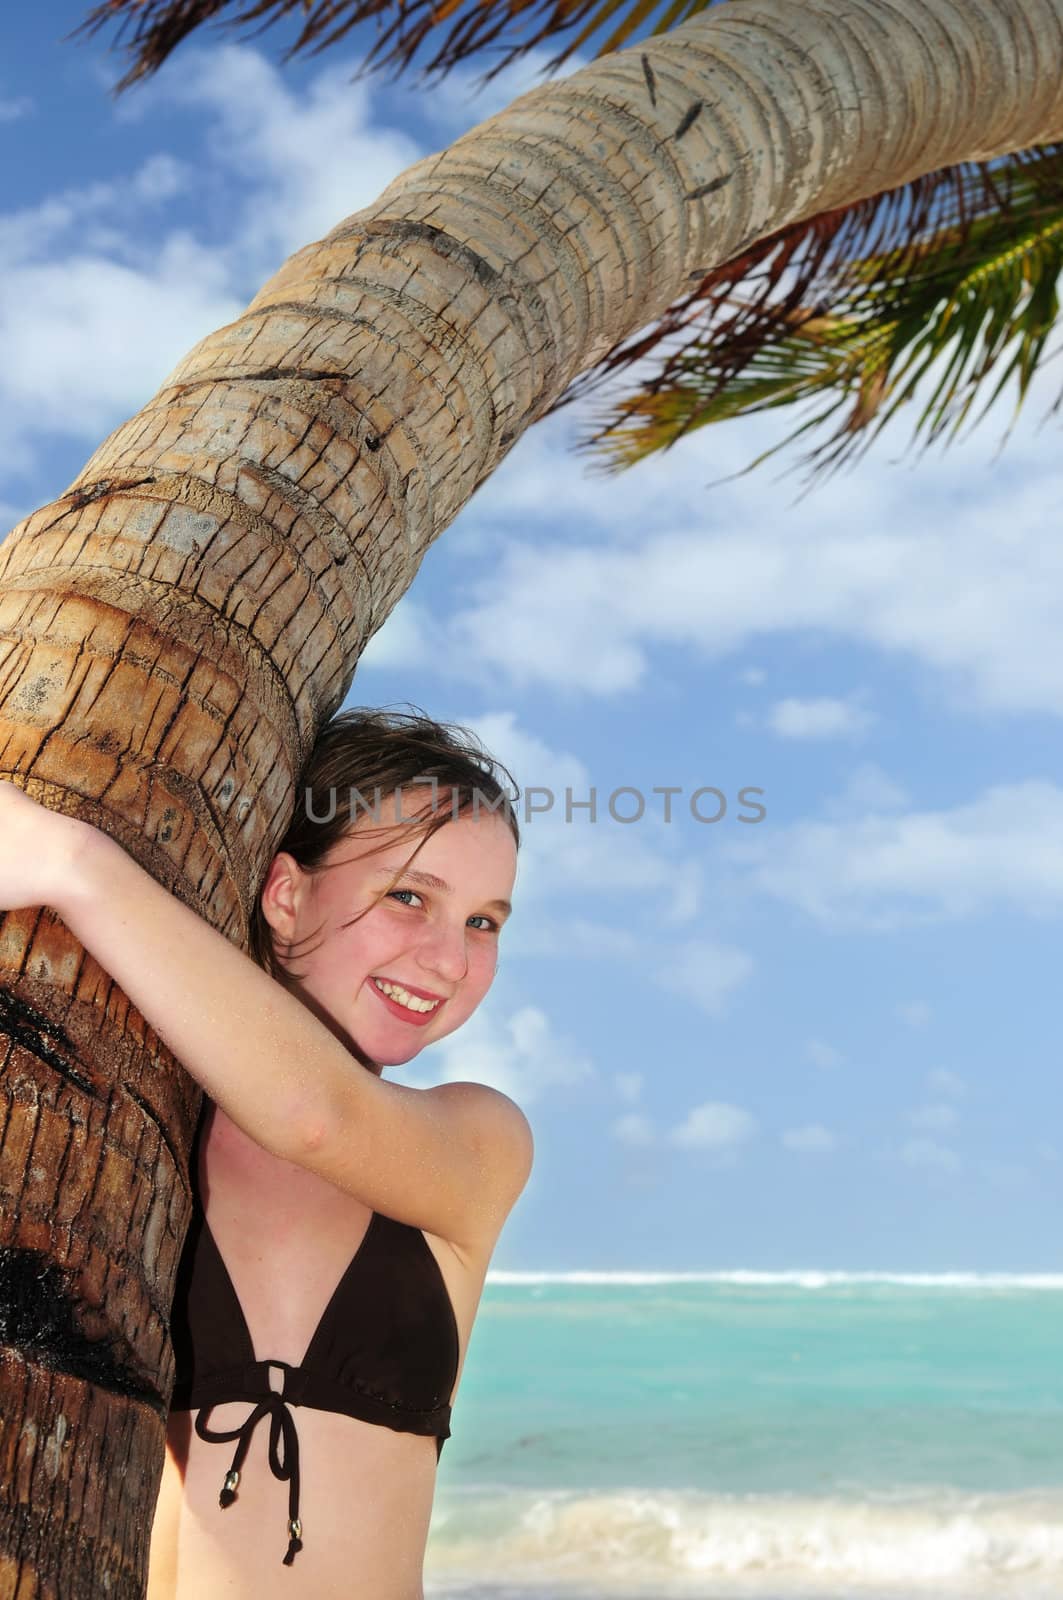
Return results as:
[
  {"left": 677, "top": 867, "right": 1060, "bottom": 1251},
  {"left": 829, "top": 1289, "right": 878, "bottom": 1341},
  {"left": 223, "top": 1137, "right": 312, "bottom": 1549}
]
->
[{"left": 564, "top": 146, "right": 1063, "bottom": 487}]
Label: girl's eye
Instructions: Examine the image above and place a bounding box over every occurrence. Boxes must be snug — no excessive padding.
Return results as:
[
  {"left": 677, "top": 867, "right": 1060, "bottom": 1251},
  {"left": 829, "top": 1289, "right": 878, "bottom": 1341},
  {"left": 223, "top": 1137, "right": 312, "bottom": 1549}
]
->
[{"left": 387, "top": 890, "right": 498, "bottom": 933}]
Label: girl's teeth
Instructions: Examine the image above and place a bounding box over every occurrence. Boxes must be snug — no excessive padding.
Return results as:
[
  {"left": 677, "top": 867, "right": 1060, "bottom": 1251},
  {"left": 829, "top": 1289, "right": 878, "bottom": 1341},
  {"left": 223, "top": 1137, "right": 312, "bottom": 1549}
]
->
[{"left": 372, "top": 977, "right": 440, "bottom": 1014}]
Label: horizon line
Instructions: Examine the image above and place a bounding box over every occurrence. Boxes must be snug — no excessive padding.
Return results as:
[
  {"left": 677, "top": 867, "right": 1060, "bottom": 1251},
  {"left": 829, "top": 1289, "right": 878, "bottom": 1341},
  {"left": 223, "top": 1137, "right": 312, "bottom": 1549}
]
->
[{"left": 485, "top": 1267, "right": 1063, "bottom": 1288}]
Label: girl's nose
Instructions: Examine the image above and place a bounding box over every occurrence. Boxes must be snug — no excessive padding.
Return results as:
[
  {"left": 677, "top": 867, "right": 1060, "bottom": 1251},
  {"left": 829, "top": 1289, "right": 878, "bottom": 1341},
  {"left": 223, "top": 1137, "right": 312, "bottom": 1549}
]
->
[{"left": 417, "top": 921, "right": 469, "bottom": 984}]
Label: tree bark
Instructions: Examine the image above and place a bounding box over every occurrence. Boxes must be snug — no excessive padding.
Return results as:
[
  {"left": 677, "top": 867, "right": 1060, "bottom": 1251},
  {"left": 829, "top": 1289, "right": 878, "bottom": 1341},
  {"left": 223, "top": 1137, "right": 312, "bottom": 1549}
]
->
[{"left": 2, "top": 0, "right": 1061, "bottom": 1593}]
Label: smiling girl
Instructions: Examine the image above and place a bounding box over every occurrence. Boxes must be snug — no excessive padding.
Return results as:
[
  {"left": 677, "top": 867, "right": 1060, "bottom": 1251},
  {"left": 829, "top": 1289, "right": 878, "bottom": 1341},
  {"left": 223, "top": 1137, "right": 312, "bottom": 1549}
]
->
[{"left": 0, "top": 707, "right": 533, "bottom": 1599}]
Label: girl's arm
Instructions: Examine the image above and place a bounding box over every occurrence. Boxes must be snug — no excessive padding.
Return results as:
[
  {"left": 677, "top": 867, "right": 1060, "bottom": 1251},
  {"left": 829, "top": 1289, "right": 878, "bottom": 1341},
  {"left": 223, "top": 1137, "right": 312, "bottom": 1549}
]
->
[{"left": 1, "top": 784, "right": 532, "bottom": 1251}]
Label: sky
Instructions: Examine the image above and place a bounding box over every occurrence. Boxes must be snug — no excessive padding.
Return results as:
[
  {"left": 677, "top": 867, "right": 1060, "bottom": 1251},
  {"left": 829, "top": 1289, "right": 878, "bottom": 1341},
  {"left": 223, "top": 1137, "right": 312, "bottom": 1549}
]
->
[{"left": 4, "top": 3, "right": 1063, "bottom": 1272}]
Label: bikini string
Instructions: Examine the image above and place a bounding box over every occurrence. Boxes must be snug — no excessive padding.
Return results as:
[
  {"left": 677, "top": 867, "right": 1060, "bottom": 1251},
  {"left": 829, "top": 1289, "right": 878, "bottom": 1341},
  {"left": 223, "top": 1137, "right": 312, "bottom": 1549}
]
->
[{"left": 195, "top": 1396, "right": 304, "bottom": 1565}]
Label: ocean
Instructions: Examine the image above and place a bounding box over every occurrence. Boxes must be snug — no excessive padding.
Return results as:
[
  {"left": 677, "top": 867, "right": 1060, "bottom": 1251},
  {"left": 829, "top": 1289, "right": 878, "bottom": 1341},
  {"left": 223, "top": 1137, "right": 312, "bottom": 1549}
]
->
[{"left": 422, "top": 1272, "right": 1063, "bottom": 1599}]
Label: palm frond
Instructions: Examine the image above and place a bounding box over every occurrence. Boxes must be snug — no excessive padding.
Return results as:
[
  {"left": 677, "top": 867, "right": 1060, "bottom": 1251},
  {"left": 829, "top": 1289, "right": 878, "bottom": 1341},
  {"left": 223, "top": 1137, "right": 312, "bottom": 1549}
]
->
[
  {"left": 77, "top": 0, "right": 718, "bottom": 89},
  {"left": 563, "top": 145, "right": 1063, "bottom": 488}
]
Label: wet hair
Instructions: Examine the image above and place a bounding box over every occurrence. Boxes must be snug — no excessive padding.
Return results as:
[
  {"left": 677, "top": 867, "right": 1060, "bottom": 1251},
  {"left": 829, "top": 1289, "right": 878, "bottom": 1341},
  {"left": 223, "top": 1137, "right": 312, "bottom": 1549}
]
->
[{"left": 248, "top": 704, "right": 520, "bottom": 983}]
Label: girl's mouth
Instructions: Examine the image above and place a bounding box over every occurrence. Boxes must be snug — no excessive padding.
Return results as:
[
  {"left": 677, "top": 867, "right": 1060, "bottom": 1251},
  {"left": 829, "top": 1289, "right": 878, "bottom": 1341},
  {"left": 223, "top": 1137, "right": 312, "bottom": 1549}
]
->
[{"left": 370, "top": 976, "right": 442, "bottom": 1026}]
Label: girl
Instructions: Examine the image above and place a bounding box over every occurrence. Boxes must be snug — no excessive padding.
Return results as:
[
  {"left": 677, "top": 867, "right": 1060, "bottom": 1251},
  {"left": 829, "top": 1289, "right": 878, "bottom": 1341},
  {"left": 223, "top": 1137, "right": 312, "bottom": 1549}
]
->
[{"left": 0, "top": 706, "right": 533, "bottom": 1599}]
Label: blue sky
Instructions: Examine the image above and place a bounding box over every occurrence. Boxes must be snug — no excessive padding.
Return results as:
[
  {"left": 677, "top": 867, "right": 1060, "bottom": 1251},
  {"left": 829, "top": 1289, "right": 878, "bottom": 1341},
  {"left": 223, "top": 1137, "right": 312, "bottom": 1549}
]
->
[{"left": 5, "top": 4, "right": 1063, "bottom": 1271}]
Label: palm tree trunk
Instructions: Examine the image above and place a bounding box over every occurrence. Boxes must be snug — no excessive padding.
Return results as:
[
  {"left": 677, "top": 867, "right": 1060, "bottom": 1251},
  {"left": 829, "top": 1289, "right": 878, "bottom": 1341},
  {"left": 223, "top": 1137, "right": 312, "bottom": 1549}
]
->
[{"left": 1, "top": 0, "right": 1061, "bottom": 1593}]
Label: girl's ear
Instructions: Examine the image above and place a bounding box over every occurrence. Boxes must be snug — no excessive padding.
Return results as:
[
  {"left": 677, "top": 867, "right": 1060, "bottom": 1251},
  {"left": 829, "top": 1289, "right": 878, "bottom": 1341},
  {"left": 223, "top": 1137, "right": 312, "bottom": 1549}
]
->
[{"left": 259, "top": 851, "right": 304, "bottom": 940}]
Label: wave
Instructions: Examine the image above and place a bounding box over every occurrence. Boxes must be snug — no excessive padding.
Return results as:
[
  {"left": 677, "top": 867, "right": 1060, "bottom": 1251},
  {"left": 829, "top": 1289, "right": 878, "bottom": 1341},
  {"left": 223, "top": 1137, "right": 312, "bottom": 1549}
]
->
[
  {"left": 487, "top": 1270, "right": 1063, "bottom": 1290},
  {"left": 425, "top": 1485, "right": 1063, "bottom": 1595}
]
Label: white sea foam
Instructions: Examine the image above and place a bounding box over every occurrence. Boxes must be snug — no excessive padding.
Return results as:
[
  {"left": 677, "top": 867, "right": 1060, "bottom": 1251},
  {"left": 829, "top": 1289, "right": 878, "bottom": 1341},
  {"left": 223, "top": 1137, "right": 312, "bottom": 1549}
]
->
[
  {"left": 426, "top": 1486, "right": 1063, "bottom": 1594},
  {"left": 487, "top": 1269, "right": 1063, "bottom": 1290}
]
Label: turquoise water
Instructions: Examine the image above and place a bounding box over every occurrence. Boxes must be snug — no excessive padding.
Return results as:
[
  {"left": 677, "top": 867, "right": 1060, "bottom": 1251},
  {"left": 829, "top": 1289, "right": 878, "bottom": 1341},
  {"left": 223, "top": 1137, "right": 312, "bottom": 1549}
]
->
[{"left": 423, "top": 1274, "right": 1063, "bottom": 1598}]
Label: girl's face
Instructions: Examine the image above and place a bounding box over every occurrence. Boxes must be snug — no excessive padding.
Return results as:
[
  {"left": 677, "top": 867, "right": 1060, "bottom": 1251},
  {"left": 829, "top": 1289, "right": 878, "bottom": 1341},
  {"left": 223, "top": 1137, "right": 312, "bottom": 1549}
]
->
[{"left": 260, "top": 786, "right": 517, "bottom": 1069}]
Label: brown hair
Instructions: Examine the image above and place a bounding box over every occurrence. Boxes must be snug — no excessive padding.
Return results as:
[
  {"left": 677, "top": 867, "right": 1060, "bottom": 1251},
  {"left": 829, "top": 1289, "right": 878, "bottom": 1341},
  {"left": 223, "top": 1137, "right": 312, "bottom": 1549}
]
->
[{"left": 248, "top": 704, "right": 521, "bottom": 983}]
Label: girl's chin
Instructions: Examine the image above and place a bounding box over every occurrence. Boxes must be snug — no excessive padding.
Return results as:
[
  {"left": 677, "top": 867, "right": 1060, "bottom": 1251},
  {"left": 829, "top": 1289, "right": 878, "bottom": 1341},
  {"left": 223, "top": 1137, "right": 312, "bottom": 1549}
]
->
[
  {"left": 373, "top": 1046, "right": 424, "bottom": 1070},
  {"left": 363, "top": 1027, "right": 431, "bottom": 1067}
]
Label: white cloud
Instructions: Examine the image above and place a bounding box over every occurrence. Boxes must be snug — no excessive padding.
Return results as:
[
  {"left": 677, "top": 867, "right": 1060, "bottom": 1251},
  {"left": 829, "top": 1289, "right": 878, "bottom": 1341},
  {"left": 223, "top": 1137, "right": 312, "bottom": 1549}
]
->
[
  {"left": 422, "top": 377, "right": 1063, "bottom": 718},
  {"left": 670, "top": 1101, "right": 757, "bottom": 1151},
  {"left": 978, "top": 1159, "right": 1030, "bottom": 1190},
  {"left": 782, "top": 1124, "right": 837, "bottom": 1153},
  {"left": 611, "top": 1112, "right": 656, "bottom": 1147},
  {"left": 615, "top": 1072, "right": 643, "bottom": 1104},
  {"left": 411, "top": 1000, "right": 595, "bottom": 1104},
  {"left": 909, "top": 1103, "right": 958, "bottom": 1131},
  {"left": 1, "top": 240, "right": 240, "bottom": 438},
  {"left": 418, "top": 47, "right": 589, "bottom": 136},
  {"left": 0, "top": 95, "right": 33, "bottom": 124},
  {"left": 358, "top": 596, "right": 445, "bottom": 670},
  {"left": 898, "top": 1137, "right": 961, "bottom": 1175},
  {"left": 927, "top": 1068, "right": 967, "bottom": 1100},
  {"left": 0, "top": 154, "right": 237, "bottom": 477},
  {"left": 508, "top": 917, "right": 644, "bottom": 961},
  {"left": 804, "top": 1037, "right": 844, "bottom": 1070},
  {"left": 659, "top": 866, "right": 705, "bottom": 929},
  {"left": 653, "top": 938, "right": 754, "bottom": 1017},
  {"left": 898, "top": 1001, "right": 932, "bottom": 1027},
  {"left": 450, "top": 539, "right": 648, "bottom": 693},
  {"left": 0, "top": 156, "right": 188, "bottom": 270},
  {"left": 725, "top": 779, "right": 1063, "bottom": 929},
  {"left": 822, "top": 764, "right": 910, "bottom": 820},
  {"left": 738, "top": 666, "right": 767, "bottom": 686},
  {"left": 125, "top": 47, "right": 420, "bottom": 273},
  {"left": 766, "top": 694, "right": 876, "bottom": 740},
  {"left": 0, "top": 48, "right": 424, "bottom": 481}
]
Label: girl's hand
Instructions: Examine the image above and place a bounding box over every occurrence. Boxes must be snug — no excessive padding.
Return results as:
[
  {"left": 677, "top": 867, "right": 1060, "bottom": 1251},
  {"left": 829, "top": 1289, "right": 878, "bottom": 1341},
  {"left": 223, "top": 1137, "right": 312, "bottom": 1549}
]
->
[{"left": 0, "top": 779, "right": 97, "bottom": 916}]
